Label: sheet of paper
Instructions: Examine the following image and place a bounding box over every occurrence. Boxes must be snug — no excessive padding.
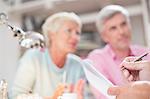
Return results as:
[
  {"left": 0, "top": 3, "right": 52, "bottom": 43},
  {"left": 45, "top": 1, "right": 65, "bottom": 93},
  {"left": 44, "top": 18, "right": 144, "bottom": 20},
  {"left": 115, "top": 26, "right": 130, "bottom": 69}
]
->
[{"left": 82, "top": 59, "right": 115, "bottom": 99}]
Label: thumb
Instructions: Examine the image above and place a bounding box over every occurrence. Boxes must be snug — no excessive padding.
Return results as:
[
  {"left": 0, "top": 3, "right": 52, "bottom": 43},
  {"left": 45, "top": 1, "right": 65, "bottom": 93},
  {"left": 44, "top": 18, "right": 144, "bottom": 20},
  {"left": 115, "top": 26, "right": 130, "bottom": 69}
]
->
[
  {"left": 74, "top": 79, "right": 85, "bottom": 92},
  {"left": 107, "top": 86, "right": 121, "bottom": 96}
]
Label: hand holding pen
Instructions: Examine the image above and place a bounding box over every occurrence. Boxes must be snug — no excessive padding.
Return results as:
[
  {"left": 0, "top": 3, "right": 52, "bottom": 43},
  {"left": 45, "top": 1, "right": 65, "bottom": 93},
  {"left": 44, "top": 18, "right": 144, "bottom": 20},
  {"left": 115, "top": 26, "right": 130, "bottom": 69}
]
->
[{"left": 121, "top": 52, "right": 150, "bottom": 82}]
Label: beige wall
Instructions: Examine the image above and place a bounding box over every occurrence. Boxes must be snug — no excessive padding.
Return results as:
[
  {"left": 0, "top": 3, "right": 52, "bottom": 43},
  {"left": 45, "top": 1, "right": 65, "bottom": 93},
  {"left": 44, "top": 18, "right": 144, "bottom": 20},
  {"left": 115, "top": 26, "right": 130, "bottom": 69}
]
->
[{"left": 131, "top": 15, "right": 146, "bottom": 46}]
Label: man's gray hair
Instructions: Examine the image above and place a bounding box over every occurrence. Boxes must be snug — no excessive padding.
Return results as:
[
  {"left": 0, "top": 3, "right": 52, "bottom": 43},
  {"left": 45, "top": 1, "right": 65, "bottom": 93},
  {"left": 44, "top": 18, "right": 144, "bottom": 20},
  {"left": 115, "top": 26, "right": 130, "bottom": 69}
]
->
[
  {"left": 42, "top": 12, "right": 82, "bottom": 46},
  {"left": 96, "top": 5, "right": 130, "bottom": 33}
]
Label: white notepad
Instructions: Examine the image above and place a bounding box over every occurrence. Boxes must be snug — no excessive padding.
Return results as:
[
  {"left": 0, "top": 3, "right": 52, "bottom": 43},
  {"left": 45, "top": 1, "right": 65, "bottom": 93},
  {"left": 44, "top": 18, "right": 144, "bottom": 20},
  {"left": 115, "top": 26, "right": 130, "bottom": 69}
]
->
[{"left": 82, "top": 59, "right": 115, "bottom": 99}]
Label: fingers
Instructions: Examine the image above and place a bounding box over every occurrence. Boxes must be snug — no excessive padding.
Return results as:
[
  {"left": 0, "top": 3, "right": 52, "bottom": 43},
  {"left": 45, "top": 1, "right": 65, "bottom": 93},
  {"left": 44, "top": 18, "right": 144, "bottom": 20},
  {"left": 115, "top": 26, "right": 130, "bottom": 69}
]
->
[
  {"left": 122, "top": 69, "right": 130, "bottom": 78},
  {"left": 121, "top": 57, "right": 149, "bottom": 70},
  {"left": 128, "top": 75, "right": 134, "bottom": 82},
  {"left": 120, "top": 57, "right": 136, "bottom": 70},
  {"left": 123, "top": 57, "right": 136, "bottom": 62},
  {"left": 74, "top": 79, "right": 85, "bottom": 99},
  {"left": 108, "top": 86, "right": 127, "bottom": 96},
  {"left": 108, "top": 82, "right": 150, "bottom": 99},
  {"left": 74, "top": 79, "right": 85, "bottom": 92},
  {"left": 51, "top": 84, "right": 66, "bottom": 99},
  {"left": 68, "top": 84, "right": 74, "bottom": 93},
  {"left": 51, "top": 80, "right": 85, "bottom": 99},
  {"left": 107, "top": 86, "right": 121, "bottom": 96}
]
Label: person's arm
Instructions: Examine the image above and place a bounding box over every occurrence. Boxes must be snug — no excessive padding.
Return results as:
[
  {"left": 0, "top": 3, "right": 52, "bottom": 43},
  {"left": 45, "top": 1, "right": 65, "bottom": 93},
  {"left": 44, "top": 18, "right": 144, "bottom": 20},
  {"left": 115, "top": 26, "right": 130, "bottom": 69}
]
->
[
  {"left": 121, "top": 57, "right": 150, "bottom": 82},
  {"left": 10, "top": 50, "right": 36, "bottom": 99},
  {"left": 74, "top": 79, "right": 85, "bottom": 99},
  {"left": 44, "top": 79, "right": 85, "bottom": 99},
  {"left": 44, "top": 84, "right": 66, "bottom": 99},
  {"left": 107, "top": 81, "right": 150, "bottom": 99}
]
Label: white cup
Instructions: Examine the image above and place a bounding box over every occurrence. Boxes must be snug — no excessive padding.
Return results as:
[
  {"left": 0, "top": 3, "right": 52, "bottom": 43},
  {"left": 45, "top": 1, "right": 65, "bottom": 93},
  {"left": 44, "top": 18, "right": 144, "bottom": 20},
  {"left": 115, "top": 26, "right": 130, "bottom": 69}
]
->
[{"left": 57, "top": 93, "right": 77, "bottom": 99}]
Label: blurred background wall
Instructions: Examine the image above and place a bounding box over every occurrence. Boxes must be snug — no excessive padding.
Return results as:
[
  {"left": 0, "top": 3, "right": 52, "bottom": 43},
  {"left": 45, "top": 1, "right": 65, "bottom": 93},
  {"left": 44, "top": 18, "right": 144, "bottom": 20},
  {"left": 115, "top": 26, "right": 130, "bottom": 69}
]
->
[{"left": 0, "top": 0, "right": 150, "bottom": 88}]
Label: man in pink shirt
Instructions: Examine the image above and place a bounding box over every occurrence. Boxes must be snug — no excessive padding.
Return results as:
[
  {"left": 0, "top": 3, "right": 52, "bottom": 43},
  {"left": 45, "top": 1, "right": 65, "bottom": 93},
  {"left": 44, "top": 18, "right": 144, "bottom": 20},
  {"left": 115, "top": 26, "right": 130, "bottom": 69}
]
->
[{"left": 87, "top": 5, "right": 150, "bottom": 98}]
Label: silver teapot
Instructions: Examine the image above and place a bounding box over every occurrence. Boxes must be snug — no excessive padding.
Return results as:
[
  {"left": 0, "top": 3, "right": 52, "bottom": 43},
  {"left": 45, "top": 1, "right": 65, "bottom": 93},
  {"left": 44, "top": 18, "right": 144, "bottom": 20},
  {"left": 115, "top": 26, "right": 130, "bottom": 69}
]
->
[{"left": 0, "top": 12, "right": 45, "bottom": 49}]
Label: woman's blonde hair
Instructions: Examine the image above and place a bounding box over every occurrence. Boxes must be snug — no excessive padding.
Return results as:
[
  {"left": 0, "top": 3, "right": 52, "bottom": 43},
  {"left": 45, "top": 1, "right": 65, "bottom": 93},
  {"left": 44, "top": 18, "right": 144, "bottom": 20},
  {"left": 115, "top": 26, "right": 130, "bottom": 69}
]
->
[{"left": 42, "top": 12, "right": 82, "bottom": 47}]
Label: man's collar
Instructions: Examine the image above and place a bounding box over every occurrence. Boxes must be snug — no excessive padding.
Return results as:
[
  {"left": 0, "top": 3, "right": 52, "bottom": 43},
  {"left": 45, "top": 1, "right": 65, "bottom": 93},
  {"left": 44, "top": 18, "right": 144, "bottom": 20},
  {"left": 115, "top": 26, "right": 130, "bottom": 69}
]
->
[{"left": 106, "top": 44, "right": 135, "bottom": 60}]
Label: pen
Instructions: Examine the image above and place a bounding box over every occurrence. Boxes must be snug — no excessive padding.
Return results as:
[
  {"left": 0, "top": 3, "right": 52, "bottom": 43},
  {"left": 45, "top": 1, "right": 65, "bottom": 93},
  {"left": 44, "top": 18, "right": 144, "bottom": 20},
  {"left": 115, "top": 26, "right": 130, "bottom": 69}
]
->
[
  {"left": 121, "top": 52, "right": 149, "bottom": 70},
  {"left": 133, "top": 52, "right": 149, "bottom": 62}
]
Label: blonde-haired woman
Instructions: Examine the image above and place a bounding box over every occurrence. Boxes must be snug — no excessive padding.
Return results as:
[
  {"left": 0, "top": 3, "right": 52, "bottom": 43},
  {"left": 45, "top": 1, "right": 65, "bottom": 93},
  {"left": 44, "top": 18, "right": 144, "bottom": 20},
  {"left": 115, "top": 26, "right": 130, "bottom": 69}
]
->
[{"left": 10, "top": 12, "right": 90, "bottom": 99}]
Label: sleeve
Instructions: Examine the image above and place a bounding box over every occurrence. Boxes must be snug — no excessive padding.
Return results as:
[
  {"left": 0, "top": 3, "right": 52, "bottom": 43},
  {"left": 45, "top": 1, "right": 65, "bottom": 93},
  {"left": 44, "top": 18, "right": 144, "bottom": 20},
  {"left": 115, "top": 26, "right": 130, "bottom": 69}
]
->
[{"left": 10, "top": 50, "right": 36, "bottom": 99}]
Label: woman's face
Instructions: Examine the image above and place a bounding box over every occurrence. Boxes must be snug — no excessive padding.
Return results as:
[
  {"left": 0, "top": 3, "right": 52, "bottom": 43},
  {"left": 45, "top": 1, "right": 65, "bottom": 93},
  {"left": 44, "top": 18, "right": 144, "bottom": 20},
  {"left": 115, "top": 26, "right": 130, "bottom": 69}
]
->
[{"left": 50, "top": 20, "right": 81, "bottom": 54}]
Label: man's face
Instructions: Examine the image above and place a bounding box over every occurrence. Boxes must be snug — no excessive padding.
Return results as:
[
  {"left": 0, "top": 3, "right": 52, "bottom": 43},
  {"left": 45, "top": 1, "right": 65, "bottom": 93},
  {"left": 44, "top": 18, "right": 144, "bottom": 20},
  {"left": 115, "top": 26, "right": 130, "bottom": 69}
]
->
[
  {"left": 50, "top": 20, "right": 81, "bottom": 54},
  {"left": 102, "top": 13, "right": 131, "bottom": 50}
]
